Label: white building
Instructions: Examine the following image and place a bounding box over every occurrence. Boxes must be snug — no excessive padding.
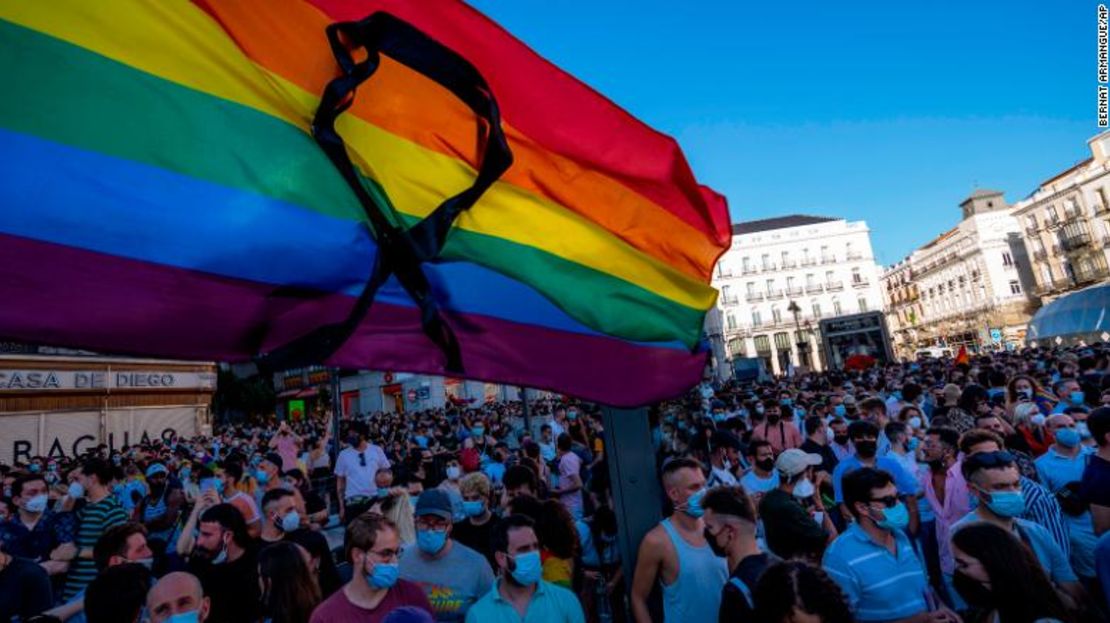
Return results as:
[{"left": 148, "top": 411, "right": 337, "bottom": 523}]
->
[
  {"left": 1012, "top": 131, "right": 1110, "bottom": 303},
  {"left": 707, "top": 215, "right": 885, "bottom": 378},
  {"left": 881, "top": 190, "right": 1036, "bottom": 354}
]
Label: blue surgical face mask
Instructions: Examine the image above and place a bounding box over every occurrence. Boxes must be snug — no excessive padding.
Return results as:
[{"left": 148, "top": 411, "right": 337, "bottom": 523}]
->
[
  {"left": 567, "top": 410, "right": 578, "bottom": 420},
  {"left": 682, "top": 488, "right": 707, "bottom": 518},
  {"left": 983, "top": 490, "right": 1025, "bottom": 518},
  {"left": 166, "top": 610, "right": 201, "bottom": 623},
  {"left": 462, "top": 500, "right": 485, "bottom": 517},
  {"left": 906, "top": 437, "right": 920, "bottom": 452},
  {"left": 472, "top": 427, "right": 485, "bottom": 438},
  {"left": 279, "top": 510, "right": 300, "bottom": 533},
  {"left": 255, "top": 469, "right": 270, "bottom": 485},
  {"left": 1055, "top": 428, "right": 1081, "bottom": 448},
  {"left": 366, "top": 561, "right": 399, "bottom": 589},
  {"left": 1070, "top": 391, "right": 1085, "bottom": 406},
  {"left": 25, "top": 493, "right": 49, "bottom": 514},
  {"left": 833, "top": 404, "right": 847, "bottom": 417},
  {"left": 908, "top": 416, "right": 922, "bottom": 430},
  {"left": 416, "top": 529, "right": 448, "bottom": 555},
  {"left": 876, "top": 501, "right": 909, "bottom": 531},
  {"left": 1077, "top": 421, "right": 1092, "bottom": 439},
  {"left": 509, "top": 550, "right": 543, "bottom": 586},
  {"left": 780, "top": 398, "right": 793, "bottom": 407}
]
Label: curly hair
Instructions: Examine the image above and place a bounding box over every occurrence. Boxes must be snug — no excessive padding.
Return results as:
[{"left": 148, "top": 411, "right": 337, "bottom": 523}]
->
[{"left": 752, "top": 561, "right": 853, "bottom": 623}]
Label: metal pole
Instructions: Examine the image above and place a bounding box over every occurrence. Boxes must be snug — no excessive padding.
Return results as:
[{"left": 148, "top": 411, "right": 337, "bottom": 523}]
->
[
  {"left": 330, "top": 367, "right": 342, "bottom": 463},
  {"left": 601, "top": 406, "right": 662, "bottom": 614},
  {"left": 520, "top": 386, "right": 531, "bottom": 438}
]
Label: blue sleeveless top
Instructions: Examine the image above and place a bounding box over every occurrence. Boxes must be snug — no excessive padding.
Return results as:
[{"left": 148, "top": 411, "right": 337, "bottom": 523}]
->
[{"left": 660, "top": 518, "right": 729, "bottom": 622}]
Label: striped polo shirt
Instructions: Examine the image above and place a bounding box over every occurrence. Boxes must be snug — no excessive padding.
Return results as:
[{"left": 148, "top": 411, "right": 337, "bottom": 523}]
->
[
  {"left": 63, "top": 494, "right": 129, "bottom": 600},
  {"left": 822, "top": 523, "right": 928, "bottom": 622}
]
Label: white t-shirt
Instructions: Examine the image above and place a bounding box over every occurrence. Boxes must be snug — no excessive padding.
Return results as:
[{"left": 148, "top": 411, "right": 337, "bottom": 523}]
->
[{"left": 335, "top": 444, "right": 390, "bottom": 499}]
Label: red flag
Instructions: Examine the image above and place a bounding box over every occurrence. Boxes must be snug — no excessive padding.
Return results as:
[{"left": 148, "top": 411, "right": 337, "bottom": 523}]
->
[{"left": 954, "top": 346, "right": 969, "bottom": 365}]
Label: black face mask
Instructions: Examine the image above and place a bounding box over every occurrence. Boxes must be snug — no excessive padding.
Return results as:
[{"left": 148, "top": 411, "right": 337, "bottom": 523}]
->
[
  {"left": 703, "top": 527, "right": 728, "bottom": 558},
  {"left": 952, "top": 571, "right": 994, "bottom": 609},
  {"left": 833, "top": 434, "right": 850, "bottom": 445},
  {"left": 855, "top": 440, "right": 877, "bottom": 459},
  {"left": 756, "top": 458, "right": 775, "bottom": 472}
]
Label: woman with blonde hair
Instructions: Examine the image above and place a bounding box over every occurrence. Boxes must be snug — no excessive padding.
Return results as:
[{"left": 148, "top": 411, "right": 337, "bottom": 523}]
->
[
  {"left": 379, "top": 490, "right": 416, "bottom": 546},
  {"left": 1011, "top": 400, "right": 1054, "bottom": 457}
]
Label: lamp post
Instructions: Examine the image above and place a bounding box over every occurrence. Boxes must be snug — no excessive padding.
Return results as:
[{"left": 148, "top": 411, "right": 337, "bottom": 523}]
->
[{"left": 787, "top": 300, "right": 810, "bottom": 368}]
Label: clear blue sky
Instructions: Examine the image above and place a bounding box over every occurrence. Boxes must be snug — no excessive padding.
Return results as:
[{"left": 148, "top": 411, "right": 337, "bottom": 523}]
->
[{"left": 468, "top": 1, "right": 1098, "bottom": 266}]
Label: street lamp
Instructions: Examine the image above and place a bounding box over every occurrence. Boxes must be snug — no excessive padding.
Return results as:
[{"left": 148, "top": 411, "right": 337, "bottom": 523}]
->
[{"left": 787, "top": 300, "right": 810, "bottom": 368}]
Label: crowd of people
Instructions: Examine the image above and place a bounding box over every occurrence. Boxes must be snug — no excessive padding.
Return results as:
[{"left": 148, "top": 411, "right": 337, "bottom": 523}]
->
[{"left": 1, "top": 345, "right": 1109, "bottom": 623}]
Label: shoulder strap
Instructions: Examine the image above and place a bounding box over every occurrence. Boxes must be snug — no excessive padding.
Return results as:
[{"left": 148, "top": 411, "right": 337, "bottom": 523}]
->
[{"left": 728, "top": 576, "right": 753, "bottom": 608}]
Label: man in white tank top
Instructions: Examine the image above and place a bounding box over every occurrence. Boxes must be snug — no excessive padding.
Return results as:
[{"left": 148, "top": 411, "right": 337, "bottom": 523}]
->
[{"left": 631, "top": 457, "right": 728, "bottom": 623}]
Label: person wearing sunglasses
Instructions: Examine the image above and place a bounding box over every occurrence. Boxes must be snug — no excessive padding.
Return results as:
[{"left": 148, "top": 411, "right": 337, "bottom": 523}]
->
[
  {"left": 336, "top": 422, "right": 391, "bottom": 525},
  {"left": 823, "top": 467, "right": 957, "bottom": 623},
  {"left": 955, "top": 450, "right": 1084, "bottom": 606}
]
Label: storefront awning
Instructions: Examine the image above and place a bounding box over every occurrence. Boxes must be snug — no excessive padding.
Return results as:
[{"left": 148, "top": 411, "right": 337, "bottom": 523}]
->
[
  {"left": 295, "top": 387, "right": 319, "bottom": 398},
  {"left": 277, "top": 389, "right": 300, "bottom": 398}
]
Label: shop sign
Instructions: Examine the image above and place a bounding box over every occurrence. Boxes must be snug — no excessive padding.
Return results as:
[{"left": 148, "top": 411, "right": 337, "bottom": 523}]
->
[{"left": 0, "top": 370, "right": 216, "bottom": 391}]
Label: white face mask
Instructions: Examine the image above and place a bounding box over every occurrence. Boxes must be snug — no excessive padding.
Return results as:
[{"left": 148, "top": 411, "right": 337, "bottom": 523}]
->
[{"left": 792, "top": 477, "right": 815, "bottom": 499}]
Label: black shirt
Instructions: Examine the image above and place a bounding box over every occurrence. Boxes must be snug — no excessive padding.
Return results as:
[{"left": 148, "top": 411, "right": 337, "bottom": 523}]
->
[
  {"left": 758, "top": 489, "right": 828, "bottom": 561},
  {"left": 799, "top": 438, "right": 839, "bottom": 475},
  {"left": 188, "top": 542, "right": 261, "bottom": 623},
  {"left": 0, "top": 556, "right": 53, "bottom": 621},
  {"left": 453, "top": 517, "right": 499, "bottom": 568},
  {"left": 719, "top": 552, "right": 776, "bottom": 623},
  {"left": 1080, "top": 454, "right": 1110, "bottom": 507}
]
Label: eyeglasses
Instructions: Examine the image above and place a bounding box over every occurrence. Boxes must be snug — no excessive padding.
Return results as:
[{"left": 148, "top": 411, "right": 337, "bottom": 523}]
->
[
  {"left": 869, "top": 495, "right": 900, "bottom": 508},
  {"left": 367, "top": 548, "right": 401, "bottom": 562},
  {"left": 964, "top": 450, "right": 1014, "bottom": 471}
]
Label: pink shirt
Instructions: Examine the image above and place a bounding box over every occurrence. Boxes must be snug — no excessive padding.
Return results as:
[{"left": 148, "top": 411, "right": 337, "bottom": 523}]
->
[
  {"left": 272, "top": 434, "right": 299, "bottom": 471},
  {"left": 751, "top": 421, "right": 803, "bottom": 454},
  {"left": 309, "top": 581, "right": 432, "bottom": 623},
  {"left": 919, "top": 458, "right": 971, "bottom": 575}
]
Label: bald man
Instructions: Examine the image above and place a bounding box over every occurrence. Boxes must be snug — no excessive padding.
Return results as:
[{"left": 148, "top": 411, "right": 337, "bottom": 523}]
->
[{"left": 147, "top": 572, "right": 210, "bottom": 623}]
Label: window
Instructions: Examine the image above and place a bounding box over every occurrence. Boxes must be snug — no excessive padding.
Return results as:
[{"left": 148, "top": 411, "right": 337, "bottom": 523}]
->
[
  {"left": 781, "top": 250, "right": 790, "bottom": 265},
  {"left": 1009, "top": 280, "right": 1022, "bottom": 295},
  {"left": 728, "top": 338, "right": 743, "bottom": 356},
  {"left": 851, "top": 268, "right": 862, "bottom": 283},
  {"left": 832, "top": 298, "right": 842, "bottom": 315},
  {"left": 772, "top": 306, "right": 782, "bottom": 324},
  {"left": 858, "top": 297, "right": 868, "bottom": 312},
  {"left": 761, "top": 253, "right": 771, "bottom": 269},
  {"left": 812, "top": 301, "right": 822, "bottom": 318},
  {"left": 825, "top": 270, "right": 835, "bottom": 283},
  {"left": 805, "top": 273, "right": 815, "bottom": 286},
  {"left": 746, "top": 282, "right": 756, "bottom": 295},
  {"left": 726, "top": 313, "right": 737, "bottom": 330},
  {"left": 1002, "top": 252, "right": 1013, "bottom": 267},
  {"left": 766, "top": 279, "right": 775, "bottom": 293},
  {"left": 820, "top": 245, "right": 829, "bottom": 259},
  {"left": 754, "top": 335, "right": 771, "bottom": 353},
  {"left": 742, "top": 257, "right": 751, "bottom": 271},
  {"left": 786, "top": 276, "right": 796, "bottom": 290},
  {"left": 721, "top": 285, "right": 731, "bottom": 304},
  {"left": 1040, "top": 264, "right": 1052, "bottom": 284},
  {"left": 752, "top": 310, "right": 763, "bottom": 327}
]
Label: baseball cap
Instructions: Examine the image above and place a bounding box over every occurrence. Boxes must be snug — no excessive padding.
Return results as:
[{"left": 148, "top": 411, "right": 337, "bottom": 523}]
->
[
  {"left": 145, "top": 463, "right": 168, "bottom": 478},
  {"left": 775, "top": 449, "right": 822, "bottom": 478},
  {"left": 414, "top": 489, "right": 454, "bottom": 520},
  {"left": 710, "top": 431, "right": 741, "bottom": 451}
]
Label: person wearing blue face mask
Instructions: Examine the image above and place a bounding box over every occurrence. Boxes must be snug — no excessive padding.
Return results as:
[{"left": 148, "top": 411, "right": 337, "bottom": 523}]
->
[
  {"left": 1051, "top": 378, "right": 1085, "bottom": 414},
  {"left": 955, "top": 451, "right": 1084, "bottom": 605},
  {"left": 146, "top": 571, "right": 210, "bottom": 623},
  {"left": 823, "top": 468, "right": 954, "bottom": 623},
  {"left": 465, "top": 514, "right": 585, "bottom": 623},
  {"left": 399, "top": 489, "right": 493, "bottom": 622},
  {"left": 630, "top": 458, "right": 727, "bottom": 623},
  {"left": 453, "top": 473, "right": 497, "bottom": 567},
  {"left": 1035, "top": 414, "right": 1096, "bottom": 493}
]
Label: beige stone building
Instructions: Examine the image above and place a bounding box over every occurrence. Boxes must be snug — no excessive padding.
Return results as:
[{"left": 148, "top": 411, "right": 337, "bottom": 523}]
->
[{"left": 1013, "top": 132, "right": 1110, "bottom": 302}]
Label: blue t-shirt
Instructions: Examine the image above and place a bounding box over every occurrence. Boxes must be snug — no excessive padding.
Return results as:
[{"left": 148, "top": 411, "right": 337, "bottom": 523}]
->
[{"left": 822, "top": 524, "right": 928, "bottom": 622}]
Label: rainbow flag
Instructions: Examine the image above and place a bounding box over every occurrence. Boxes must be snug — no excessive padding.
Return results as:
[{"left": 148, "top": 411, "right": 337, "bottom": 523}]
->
[{"left": 0, "top": 0, "right": 730, "bottom": 407}]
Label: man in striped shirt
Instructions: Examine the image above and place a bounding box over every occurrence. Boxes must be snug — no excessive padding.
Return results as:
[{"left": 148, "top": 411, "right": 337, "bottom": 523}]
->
[{"left": 54, "top": 458, "right": 129, "bottom": 600}]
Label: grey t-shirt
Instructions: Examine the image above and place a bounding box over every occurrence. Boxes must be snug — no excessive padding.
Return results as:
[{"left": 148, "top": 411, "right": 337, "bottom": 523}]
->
[{"left": 399, "top": 540, "right": 495, "bottom": 622}]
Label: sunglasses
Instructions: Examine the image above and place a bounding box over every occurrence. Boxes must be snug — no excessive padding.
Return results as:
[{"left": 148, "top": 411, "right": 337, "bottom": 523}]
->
[
  {"left": 869, "top": 495, "right": 900, "bottom": 508},
  {"left": 964, "top": 450, "right": 1014, "bottom": 470}
]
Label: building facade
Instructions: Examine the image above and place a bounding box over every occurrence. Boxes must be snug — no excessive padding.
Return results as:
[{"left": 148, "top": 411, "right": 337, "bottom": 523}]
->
[
  {"left": 1013, "top": 131, "right": 1110, "bottom": 302},
  {"left": 882, "top": 190, "right": 1037, "bottom": 356},
  {"left": 707, "top": 215, "right": 885, "bottom": 378}
]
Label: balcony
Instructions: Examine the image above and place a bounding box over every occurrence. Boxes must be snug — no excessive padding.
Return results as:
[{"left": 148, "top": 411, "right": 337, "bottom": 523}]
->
[
  {"left": 720, "top": 296, "right": 739, "bottom": 306},
  {"left": 1094, "top": 202, "right": 1109, "bottom": 215},
  {"left": 1025, "top": 225, "right": 1040, "bottom": 236},
  {"left": 766, "top": 289, "right": 785, "bottom": 300},
  {"left": 1032, "top": 249, "right": 1047, "bottom": 261},
  {"left": 1035, "top": 278, "right": 1071, "bottom": 296},
  {"left": 1061, "top": 229, "right": 1092, "bottom": 253},
  {"left": 805, "top": 284, "right": 824, "bottom": 294},
  {"left": 785, "top": 286, "right": 804, "bottom": 296},
  {"left": 825, "top": 281, "right": 844, "bottom": 292},
  {"left": 851, "top": 278, "right": 870, "bottom": 288},
  {"left": 820, "top": 255, "right": 837, "bottom": 265},
  {"left": 745, "top": 293, "right": 765, "bottom": 303},
  {"left": 1050, "top": 244, "right": 1063, "bottom": 256},
  {"left": 780, "top": 260, "right": 797, "bottom": 269},
  {"left": 1074, "top": 260, "right": 1110, "bottom": 285},
  {"left": 1045, "top": 216, "right": 1062, "bottom": 230},
  {"left": 741, "top": 266, "right": 758, "bottom": 275},
  {"left": 761, "top": 263, "right": 778, "bottom": 272},
  {"left": 800, "top": 257, "right": 817, "bottom": 267},
  {"left": 845, "top": 252, "right": 864, "bottom": 261}
]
